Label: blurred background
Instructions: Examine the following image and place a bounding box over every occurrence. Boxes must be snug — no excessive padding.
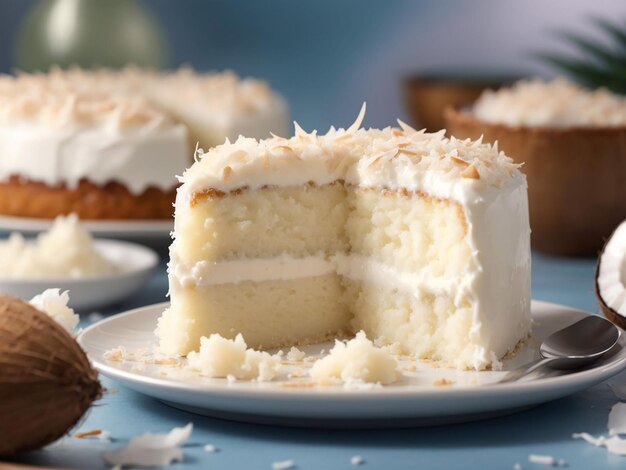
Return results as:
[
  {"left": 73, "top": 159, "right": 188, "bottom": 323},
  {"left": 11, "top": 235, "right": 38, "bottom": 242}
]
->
[{"left": 1, "top": 0, "right": 625, "bottom": 129}]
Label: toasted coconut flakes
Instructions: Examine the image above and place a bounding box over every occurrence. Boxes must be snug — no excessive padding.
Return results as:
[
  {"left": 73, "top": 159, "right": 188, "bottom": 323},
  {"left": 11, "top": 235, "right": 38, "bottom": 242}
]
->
[
  {"left": 293, "top": 121, "right": 307, "bottom": 137},
  {"left": 147, "top": 358, "right": 180, "bottom": 366},
  {"left": 461, "top": 165, "right": 480, "bottom": 179},
  {"left": 102, "top": 423, "right": 193, "bottom": 468},
  {"left": 75, "top": 429, "right": 102, "bottom": 438},
  {"left": 222, "top": 166, "right": 232, "bottom": 181},
  {"left": 451, "top": 156, "right": 469, "bottom": 167},
  {"left": 403, "top": 364, "right": 417, "bottom": 372},
  {"left": 397, "top": 118, "right": 418, "bottom": 134},
  {"left": 274, "top": 145, "right": 293, "bottom": 152},
  {"left": 279, "top": 381, "right": 327, "bottom": 389},
  {"left": 432, "top": 378, "right": 454, "bottom": 386},
  {"left": 104, "top": 346, "right": 126, "bottom": 362},
  {"left": 287, "top": 372, "right": 308, "bottom": 379},
  {"left": 347, "top": 102, "right": 367, "bottom": 133}
]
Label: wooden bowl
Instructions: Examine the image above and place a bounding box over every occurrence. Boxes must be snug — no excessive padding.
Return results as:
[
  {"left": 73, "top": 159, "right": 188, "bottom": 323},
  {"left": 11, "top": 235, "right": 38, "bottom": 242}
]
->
[
  {"left": 403, "top": 75, "right": 518, "bottom": 132},
  {"left": 446, "top": 107, "right": 626, "bottom": 256}
]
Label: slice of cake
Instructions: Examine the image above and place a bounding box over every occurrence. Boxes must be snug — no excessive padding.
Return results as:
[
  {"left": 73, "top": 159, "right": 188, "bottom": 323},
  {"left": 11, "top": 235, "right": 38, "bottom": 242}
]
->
[
  {"left": 157, "top": 106, "right": 531, "bottom": 370},
  {"left": 0, "top": 67, "right": 288, "bottom": 220}
]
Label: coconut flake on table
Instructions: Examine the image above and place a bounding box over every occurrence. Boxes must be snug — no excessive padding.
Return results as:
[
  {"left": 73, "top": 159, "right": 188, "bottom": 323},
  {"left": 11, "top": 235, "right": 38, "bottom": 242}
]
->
[
  {"left": 573, "top": 401, "right": 626, "bottom": 456},
  {"left": 286, "top": 346, "right": 306, "bottom": 362},
  {"left": 102, "top": 423, "right": 192, "bottom": 468},
  {"left": 527, "top": 454, "right": 566, "bottom": 466},
  {"left": 186, "top": 333, "right": 283, "bottom": 381},
  {"left": 0, "top": 214, "right": 117, "bottom": 279},
  {"left": 609, "top": 402, "right": 626, "bottom": 435},
  {"left": 29, "top": 289, "right": 79, "bottom": 334},
  {"left": 350, "top": 455, "right": 364, "bottom": 465},
  {"left": 272, "top": 459, "right": 296, "bottom": 470},
  {"left": 611, "top": 382, "right": 626, "bottom": 401}
]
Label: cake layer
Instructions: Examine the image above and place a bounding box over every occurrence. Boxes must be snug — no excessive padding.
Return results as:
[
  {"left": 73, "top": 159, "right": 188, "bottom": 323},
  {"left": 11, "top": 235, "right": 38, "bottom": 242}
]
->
[
  {"left": 175, "top": 183, "right": 348, "bottom": 264},
  {"left": 0, "top": 177, "right": 176, "bottom": 219},
  {"left": 158, "top": 274, "right": 350, "bottom": 354}
]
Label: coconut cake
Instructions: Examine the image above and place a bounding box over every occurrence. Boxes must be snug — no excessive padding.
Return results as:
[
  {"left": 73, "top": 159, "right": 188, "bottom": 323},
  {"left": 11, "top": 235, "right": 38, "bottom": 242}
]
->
[{"left": 156, "top": 106, "right": 531, "bottom": 370}]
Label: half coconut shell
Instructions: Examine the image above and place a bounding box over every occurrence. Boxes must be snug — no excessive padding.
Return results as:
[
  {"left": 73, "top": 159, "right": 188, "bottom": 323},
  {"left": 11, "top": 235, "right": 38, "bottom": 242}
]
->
[
  {"left": 445, "top": 107, "right": 626, "bottom": 256},
  {"left": 596, "top": 220, "right": 626, "bottom": 329}
]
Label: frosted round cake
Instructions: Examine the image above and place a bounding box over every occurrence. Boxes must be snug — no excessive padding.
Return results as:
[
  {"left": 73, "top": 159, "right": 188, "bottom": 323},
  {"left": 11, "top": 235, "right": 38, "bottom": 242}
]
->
[
  {"left": 156, "top": 106, "right": 532, "bottom": 371},
  {"left": 446, "top": 78, "right": 626, "bottom": 256},
  {"left": 0, "top": 67, "right": 289, "bottom": 220}
]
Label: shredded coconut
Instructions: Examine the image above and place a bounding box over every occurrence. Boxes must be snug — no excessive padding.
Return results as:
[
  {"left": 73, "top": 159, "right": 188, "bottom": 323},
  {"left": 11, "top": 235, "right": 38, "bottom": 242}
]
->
[
  {"left": 186, "top": 333, "right": 282, "bottom": 381},
  {"left": 102, "top": 423, "right": 193, "bottom": 468},
  {"left": 203, "top": 444, "right": 218, "bottom": 453},
  {"left": 528, "top": 454, "right": 556, "bottom": 466},
  {"left": 286, "top": 346, "right": 307, "bottom": 362},
  {"left": 182, "top": 104, "right": 521, "bottom": 197},
  {"left": 472, "top": 78, "right": 626, "bottom": 128},
  {"left": 272, "top": 459, "right": 296, "bottom": 470},
  {"left": 29, "top": 289, "right": 79, "bottom": 334},
  {"left": 310, "top": 331, "right": 399, "bottom": 385},
  {"left": 350, "top": 455, "right": 364, "bottom": 465},
  {"left": 0, "top": 214, "right": 117, "bottom": 279}
]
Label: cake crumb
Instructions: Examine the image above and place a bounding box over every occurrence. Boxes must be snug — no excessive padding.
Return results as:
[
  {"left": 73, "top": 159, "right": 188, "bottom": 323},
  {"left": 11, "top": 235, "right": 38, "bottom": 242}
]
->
[
  {"left": 350, "top": 455, "right": 364, "bottom": 465},
  {"left": 74, "top": 429, "right": 102, "bottom": 438},
  {"left": 310, "top": 331, "right": 399, "bottom": 385},
  {"left": 286, "top": 346, "right": 306, "bottom": 362},
  {"left": 204, "top": 444, "right": 218, "bottom": 453},
  {"left": 272, "top": 459, "right": 295, "bottom": 470},
  {"left": 432, "top": 378, "right": 454, "bottom": 387},
  {"left": 104, "top": 346, "right": 126, "bottom": 362}
]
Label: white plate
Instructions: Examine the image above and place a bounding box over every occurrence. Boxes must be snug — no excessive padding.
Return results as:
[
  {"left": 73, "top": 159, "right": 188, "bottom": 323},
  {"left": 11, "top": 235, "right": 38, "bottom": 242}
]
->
[
  {"left": 0, "top": 214, "right": 172, "bottom": 243},
  {"left": 78, "top": 301, "right": 626, "bottom": 427},
  {"left": 0, "top": 239, "right": 159, "bottom": 311}
]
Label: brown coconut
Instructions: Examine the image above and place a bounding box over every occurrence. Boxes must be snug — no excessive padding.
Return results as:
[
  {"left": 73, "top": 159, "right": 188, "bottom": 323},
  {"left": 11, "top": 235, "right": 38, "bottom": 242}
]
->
[
  {"left": 0, "top": 295, "right": 102, "bottom": 457},
  {"left": 403, "top": 76, "right": 518, "bottom": 132},
  {"left": 445, "top": 107, "right": 626, "bottom": 256}
]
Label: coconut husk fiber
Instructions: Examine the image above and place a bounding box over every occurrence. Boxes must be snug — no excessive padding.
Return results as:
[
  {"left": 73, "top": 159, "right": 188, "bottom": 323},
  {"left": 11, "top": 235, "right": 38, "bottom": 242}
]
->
[
  {"left": 0, "top": 295, "right": 102, "bottom": 457},
  {"left": 445, "top": 107, "right": 626, "bottom": 256}
]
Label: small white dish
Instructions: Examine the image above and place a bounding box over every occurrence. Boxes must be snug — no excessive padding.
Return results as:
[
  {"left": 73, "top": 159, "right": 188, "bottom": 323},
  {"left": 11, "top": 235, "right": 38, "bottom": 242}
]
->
[
  {"left": 78, "top": 301, "right": 626, "bottom": 427},
  {"left": 0, "top": 239, "right": 159, "bottom": 311},
  {"left": 0, "top": 214, "right": 172, "bottom": 244}
]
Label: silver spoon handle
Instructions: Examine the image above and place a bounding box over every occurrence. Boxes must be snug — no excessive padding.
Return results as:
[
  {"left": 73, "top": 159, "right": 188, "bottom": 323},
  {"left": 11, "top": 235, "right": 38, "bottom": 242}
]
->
[{"left": 499, "top": 357, "right": 557, "bottom": 383}]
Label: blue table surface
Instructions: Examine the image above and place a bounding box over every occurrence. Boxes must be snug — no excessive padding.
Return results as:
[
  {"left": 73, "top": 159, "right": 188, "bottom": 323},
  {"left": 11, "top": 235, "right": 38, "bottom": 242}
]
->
[{"left": 8, "top": 252, "right": 626, "bottom": 470}]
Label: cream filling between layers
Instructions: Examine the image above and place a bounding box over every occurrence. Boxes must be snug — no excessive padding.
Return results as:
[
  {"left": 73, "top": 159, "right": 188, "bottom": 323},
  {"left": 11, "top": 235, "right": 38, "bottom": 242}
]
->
[{"left": 170, "top": 253, "right": 470, "bottom": 303}]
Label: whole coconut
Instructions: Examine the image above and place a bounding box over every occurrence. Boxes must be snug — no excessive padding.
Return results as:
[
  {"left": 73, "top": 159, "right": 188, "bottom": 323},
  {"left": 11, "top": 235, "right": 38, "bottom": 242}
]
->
[{"left": 0, "top": 295, "right": 102, "bottom": 456}]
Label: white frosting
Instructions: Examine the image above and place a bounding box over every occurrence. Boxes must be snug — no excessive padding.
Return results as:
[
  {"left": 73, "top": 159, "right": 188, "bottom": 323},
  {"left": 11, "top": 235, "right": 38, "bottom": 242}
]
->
[
  {"left": 472, "top": 78, "right": 626, "bottom": 128},
  {"left": 170, "top": 107, "right": 531, "bottom": 370},
  {"left": 0, "top": 67, "right": 289, "bottom": 192},
  {"left": 0, "top": 123, "right": 188, "bottom": 194},
  {"left": 172, "top": 253, "right": 334, "bottom": 288}
]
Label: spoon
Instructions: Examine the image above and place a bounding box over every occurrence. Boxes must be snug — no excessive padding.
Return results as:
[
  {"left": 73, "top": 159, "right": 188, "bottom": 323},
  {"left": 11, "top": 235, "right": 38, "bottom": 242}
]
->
[{"left": 500, "top": 315, "right": 620, "bottom": 383}]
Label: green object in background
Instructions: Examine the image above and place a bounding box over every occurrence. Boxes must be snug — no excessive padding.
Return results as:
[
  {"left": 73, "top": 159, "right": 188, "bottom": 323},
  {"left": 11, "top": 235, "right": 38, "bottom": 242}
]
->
[
  {"left": 15, "top": 0, "right": 169, "bottom": 72},
  {"left": 536, "top": 17, "right": 626, "bottom": 94}
]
